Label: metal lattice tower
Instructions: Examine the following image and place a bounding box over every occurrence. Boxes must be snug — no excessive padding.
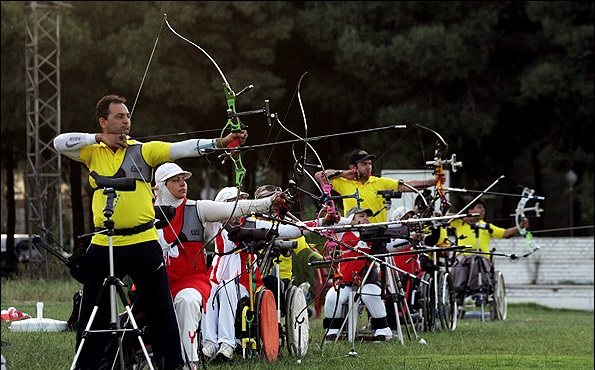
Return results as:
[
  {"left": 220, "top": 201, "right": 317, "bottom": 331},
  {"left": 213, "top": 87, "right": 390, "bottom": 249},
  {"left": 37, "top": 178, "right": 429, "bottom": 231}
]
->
[{"left": 24, "top": 1, "right": 69, "bottom": 278}]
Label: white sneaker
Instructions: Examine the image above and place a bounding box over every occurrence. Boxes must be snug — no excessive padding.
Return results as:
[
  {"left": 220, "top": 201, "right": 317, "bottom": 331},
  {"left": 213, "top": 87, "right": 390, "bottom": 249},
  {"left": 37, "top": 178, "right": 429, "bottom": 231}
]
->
[
  {"left": 216, "top": 342, "right": 234, "bottom": 361},
  {"left": 202, "top": 340, "right": 218, "bottom": 359}
]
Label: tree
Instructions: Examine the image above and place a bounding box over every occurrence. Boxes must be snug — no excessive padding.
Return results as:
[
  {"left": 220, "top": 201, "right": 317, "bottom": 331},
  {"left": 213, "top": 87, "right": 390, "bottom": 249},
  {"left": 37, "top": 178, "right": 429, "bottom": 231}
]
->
[
  {"left": 1, "top": 2, "right": 28, "bottom": 267},
  {"left": 294, "top": 1, "right": 593, "bottom": 233}
]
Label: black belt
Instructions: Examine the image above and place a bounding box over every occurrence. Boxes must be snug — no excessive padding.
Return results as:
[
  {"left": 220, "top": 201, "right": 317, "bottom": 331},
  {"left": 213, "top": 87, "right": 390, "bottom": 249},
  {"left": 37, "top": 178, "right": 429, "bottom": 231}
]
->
[{"left": 95, "top": 220, "right": 154, "bottom": 236}]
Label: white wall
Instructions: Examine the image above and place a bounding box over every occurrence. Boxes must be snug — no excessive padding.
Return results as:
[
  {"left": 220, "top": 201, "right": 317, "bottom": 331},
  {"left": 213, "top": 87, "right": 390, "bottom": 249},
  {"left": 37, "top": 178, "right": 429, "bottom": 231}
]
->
[{"left": 488, "top": 237, "right": 594, "bottom": 285}]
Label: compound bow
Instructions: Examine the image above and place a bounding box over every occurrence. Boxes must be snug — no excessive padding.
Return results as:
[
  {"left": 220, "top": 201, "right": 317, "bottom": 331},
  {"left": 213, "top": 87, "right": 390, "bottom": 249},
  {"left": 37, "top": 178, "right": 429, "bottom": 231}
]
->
[{"left": 514, "top": 187, "right": 544, "bottom": 257}]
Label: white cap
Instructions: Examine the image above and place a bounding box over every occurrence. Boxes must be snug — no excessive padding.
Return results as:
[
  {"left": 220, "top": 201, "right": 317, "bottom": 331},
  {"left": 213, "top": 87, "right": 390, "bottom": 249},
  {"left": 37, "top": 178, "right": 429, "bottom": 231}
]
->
[
  {"left": 345, "top": 206, "right": 373, "bottom": 221},
  {"left": 390, "top": 206, "right": 414, "bottom": 222},
  {"left": 215, "top": 186, "right": 249, "bottom": 202},
  {"left": 155, "top": 163, "right": 192, "bottom": 183}
]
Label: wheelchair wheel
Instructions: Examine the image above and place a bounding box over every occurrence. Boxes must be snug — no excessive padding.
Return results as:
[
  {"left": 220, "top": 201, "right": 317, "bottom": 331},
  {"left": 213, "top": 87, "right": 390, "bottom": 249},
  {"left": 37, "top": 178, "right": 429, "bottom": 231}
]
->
[
  {"left": 437, "top": 271, "right": 457, "bottom": 331},
  {"left": 492, "top": 270, "right": 507, "bottom": 321},
  {"left": 408, "top": 287, "right": 425, "bottom": 333},
  {"left": 133, "top": 353, "right": 154, "bottom": 370},
  {"left": 419, "top": 272, "right": 436, "bottom": 332},
  {"left": 405, "top": 273, "right": 423, "bottom": 333},
  {"left": 255, "top": 288, "right": 279, "bottom": 361},
  {"left": 285, "top": 285, "right": 309, "bottom": 357}
]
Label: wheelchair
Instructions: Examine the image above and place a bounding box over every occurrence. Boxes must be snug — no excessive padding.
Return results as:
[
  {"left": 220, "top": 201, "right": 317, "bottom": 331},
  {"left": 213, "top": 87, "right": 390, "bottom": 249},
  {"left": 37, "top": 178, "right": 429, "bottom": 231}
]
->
[
  {"left": 231, "top": 240, "right": 310, "bottom": 362},
  {"left": 431, "top": 249, "right": 458, "bottom": 331},
  {"left": 234, "top": 279, "right": 309, "bottom": 362},
  {"left": 391, "top": 247, "right": 457, "bottom": 334},
  {"left": 452, "top": 253, "right": 507, "bottom": 322}
]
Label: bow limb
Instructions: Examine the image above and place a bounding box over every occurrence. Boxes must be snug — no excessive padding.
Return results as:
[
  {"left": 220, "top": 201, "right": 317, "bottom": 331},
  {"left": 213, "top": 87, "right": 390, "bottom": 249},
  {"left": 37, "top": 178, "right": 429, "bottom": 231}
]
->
[
  {"left": 515, "top": 187, "right": 532, "bottom": 237},
  {"left": 297, "top": 79, "right": 344, "bottom": 288},
  {"left": 279, "top": 73, "right": 325, "bottom": 196},
  {"left": 415, "top": 125, "right": 462, "bottom": 218},
  {"left": 163, "top": 14, "right": 230, "bottom": 87},
  {"left": 163, "top": 15, "right": 246, "bottom": 187},
  {"left": 418, "top": 124, "right": 449, "bottom": 215},
  {"left": 274, "top": 73, "right": 334, "bottom": 217}
]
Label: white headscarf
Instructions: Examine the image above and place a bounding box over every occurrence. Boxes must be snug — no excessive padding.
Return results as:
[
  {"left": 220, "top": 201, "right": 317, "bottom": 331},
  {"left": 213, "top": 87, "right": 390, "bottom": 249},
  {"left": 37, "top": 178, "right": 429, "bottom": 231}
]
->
[
  {"left": 153, "top": 163, "right": 192, "bottom": 258},
  {"left": 154, "top": 181, "right": 183, "bottom": 208},
  {"left": 153, "top": 163, "right": 191, "bottom": 208}
]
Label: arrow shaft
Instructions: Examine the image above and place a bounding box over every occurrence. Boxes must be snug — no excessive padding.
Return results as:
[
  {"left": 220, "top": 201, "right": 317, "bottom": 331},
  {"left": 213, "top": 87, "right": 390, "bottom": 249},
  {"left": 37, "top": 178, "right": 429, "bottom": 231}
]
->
[
  {"left": 447, "top": 187, "right": 545, "bottom": 200},
  {"left": 202, "top": 125, "right": 407, "bottom": 152}
]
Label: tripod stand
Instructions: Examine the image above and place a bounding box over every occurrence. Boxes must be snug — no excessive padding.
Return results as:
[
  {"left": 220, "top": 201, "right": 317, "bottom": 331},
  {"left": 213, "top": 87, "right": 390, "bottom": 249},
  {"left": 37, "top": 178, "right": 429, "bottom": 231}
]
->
[
  {"left": 334, "top": 251, "right": 425, "bottom": 349},
  {"left": 70, "top": 187, "right": 154, "bottom": 370}
]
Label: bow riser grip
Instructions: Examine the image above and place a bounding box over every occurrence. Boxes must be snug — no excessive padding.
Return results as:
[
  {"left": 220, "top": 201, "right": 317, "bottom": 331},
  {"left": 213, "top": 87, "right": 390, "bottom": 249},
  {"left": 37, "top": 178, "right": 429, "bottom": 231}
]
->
[{"left": 227, "top": 137, "right": 242, "bottom": 154}]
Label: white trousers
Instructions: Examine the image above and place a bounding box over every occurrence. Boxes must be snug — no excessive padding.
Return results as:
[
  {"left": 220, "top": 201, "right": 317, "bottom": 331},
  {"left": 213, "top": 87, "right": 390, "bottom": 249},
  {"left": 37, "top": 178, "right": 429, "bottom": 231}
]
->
[
  {"left": 201, "top": 280, "right": 248, "bottom": 349},
  {"left": 324, "top": 283, "right": 392, "bottom": 337},
  {"left": 173, "top": 288, "right": 203, "bottom": 362}
]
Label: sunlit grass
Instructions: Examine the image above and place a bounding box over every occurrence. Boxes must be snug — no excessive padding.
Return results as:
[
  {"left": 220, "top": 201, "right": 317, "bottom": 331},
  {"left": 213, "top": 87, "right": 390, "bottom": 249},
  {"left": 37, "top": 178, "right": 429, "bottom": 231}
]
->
[{"left": 2, "top": 278, "right": 593, "bottom": 370}]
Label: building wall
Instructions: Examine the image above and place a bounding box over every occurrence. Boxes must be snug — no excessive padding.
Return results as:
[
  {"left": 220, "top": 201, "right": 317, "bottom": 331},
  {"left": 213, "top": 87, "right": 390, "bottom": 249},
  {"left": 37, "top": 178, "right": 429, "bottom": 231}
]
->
[
  {"left": 474, "top": 236, "right": 594, "bottom": 311},
  {"left": 488, "top": 237, "right": 593, "bottom": 285}
]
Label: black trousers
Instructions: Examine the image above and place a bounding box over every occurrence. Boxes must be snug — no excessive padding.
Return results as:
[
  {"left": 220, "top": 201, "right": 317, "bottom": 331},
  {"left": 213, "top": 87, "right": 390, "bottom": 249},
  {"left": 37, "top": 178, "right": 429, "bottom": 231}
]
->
[{"left": 74, "top": 240, "right": 183, "bottom": 370}]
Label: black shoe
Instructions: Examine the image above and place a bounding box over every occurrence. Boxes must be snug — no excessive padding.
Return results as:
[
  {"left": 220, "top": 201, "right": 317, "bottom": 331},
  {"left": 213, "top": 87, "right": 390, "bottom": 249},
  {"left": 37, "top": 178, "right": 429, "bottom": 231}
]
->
[
  {"left": 372, "top": 335, "right": 386, "bottom": 343},
  {"left": 325, "top": 334, "right": 337, "bottom": 342}
]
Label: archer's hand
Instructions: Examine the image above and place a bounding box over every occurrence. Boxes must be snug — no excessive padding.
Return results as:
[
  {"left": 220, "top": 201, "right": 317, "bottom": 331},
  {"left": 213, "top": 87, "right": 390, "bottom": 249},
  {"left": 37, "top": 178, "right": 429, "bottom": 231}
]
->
[
  {"left": 221, "top": 130, "right": 248, "bottom": 147},
  {"left": 270, "top": 191, "right": 285, "bottom": 209},
  {"left": 322, "top": 210, "right": 341, "bottom": 225},
  {"left": 518, "top": 217, "right": 529, "bottom": 229},
  {"left": 97, "top": 133, "right": 128, "bottom": 151},
  {"left": 342, "top": 169, "right": 361, "bottom": 180}
]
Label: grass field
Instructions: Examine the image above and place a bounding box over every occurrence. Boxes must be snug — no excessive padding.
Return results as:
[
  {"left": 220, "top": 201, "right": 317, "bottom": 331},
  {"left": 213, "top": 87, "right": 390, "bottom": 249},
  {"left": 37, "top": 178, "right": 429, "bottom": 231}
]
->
[{"left": 1, "top": 278, "right": 593, "bottom": 370}]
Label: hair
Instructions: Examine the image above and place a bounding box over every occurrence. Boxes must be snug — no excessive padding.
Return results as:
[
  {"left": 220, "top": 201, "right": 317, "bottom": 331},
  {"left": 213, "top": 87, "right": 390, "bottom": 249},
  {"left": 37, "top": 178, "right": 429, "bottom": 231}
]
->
[
  {"left": 96, "top": 94, "right": 126, "bottom": 122},
  {"left": 254, "top": 185, "right": 281, "bottom": 199},
  {"left": 466, "top": 199, "right": 486, "bottom": 212}
]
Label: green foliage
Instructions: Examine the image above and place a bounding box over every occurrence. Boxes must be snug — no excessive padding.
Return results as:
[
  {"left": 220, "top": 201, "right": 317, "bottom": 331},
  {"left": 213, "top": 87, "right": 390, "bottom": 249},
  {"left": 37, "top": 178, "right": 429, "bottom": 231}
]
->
[{"left": 1, "top": 1, "right": 593, "bottom": 246}]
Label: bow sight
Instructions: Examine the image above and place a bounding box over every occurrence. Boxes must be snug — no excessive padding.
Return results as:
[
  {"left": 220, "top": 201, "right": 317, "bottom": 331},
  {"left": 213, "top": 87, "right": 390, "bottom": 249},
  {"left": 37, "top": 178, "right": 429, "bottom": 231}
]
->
[
  {"left": 359, "top": 224, "right": 410, "bottom": 242},
  {"left": 376, "top": 190, "right": 402, "bottom": 205}
]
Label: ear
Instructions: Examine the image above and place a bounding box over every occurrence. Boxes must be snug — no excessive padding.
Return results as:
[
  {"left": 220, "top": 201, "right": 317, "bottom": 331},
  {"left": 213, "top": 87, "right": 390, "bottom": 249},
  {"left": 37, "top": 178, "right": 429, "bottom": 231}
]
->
[
  {"left": 98, "top": 117, "right": 108, "bottom": 130},
  {"left": 349, "top": 164, "right": 356, "bottom": 170}
]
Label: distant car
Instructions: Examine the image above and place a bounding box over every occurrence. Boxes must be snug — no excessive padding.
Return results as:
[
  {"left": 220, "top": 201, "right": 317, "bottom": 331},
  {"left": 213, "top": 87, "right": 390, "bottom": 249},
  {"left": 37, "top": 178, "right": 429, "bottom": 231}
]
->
[{"left": 1, "top": 234, "right": 44, "bottom": 264}]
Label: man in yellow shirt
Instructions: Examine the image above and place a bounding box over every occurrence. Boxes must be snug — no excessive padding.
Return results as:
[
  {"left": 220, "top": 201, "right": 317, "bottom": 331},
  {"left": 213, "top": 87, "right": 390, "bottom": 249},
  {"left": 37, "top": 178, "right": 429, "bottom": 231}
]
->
[
  {"left": 450, "top": 199, "right": 529, "bottom": 254},
  {"left": 54, "top": 94, "right": 247, "bottom": 370},
  {"left": 314, "top": 149, "right": 443, "bottom": 223},
  {"left": 449, "top": 199, "right": 528, "bottom": 312}
]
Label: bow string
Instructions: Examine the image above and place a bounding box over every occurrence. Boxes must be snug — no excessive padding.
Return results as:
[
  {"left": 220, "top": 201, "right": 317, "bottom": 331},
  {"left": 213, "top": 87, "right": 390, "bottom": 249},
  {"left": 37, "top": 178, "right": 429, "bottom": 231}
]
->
[{"left": 272, "top": 72, "right": 346, "bottom": 289}]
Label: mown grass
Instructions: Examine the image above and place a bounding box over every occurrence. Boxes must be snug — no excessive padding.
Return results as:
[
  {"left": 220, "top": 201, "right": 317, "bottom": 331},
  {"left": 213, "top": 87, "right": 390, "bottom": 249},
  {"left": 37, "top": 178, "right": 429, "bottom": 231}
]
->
[{"left": 1, "top": 278, "right": 593, "bottom": 370}]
